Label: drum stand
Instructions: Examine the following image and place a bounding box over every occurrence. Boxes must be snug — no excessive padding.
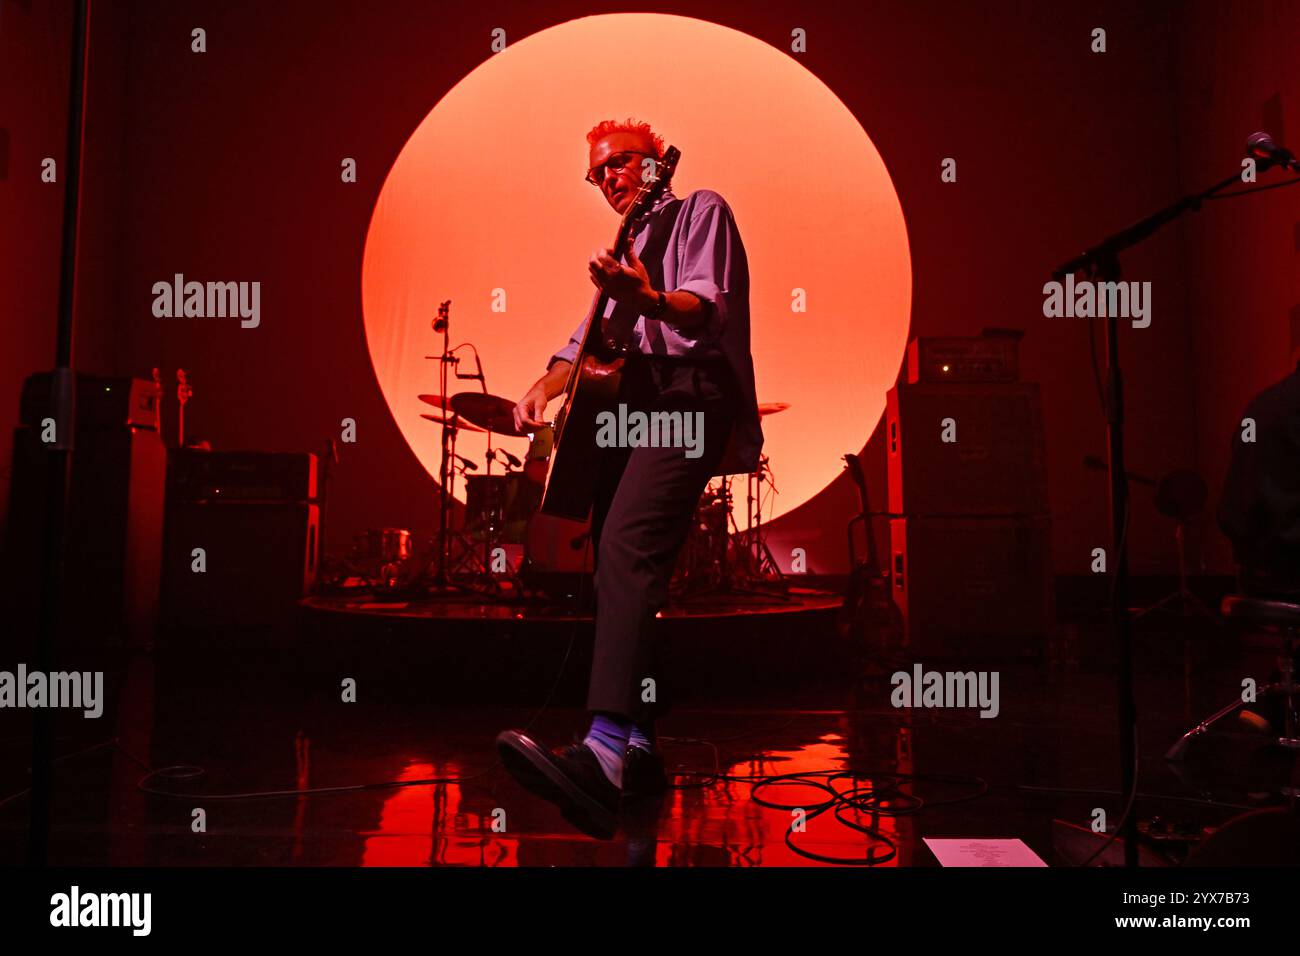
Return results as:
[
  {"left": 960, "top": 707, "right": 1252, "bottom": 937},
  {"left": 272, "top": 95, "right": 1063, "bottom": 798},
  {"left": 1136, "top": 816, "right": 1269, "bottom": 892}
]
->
[
  {"left": 438, "top": 456, "right": 485, "bottom": 575},
  {"left": 457, "top": 454, "right": 527, "bottom": 598},
  {"left": 735, "top": 458, "right": 789, "bottom": 590},
  {"left": 675, "top": 462, "right": 790, "bottom": 602},
  {"left": 1131, "top": 520, "right": 1220, "bottom": 625}
]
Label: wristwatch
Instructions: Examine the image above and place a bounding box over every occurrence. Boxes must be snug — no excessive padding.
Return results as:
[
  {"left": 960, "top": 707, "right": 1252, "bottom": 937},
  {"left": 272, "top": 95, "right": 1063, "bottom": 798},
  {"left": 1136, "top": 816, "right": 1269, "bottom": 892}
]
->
[{"left": 645, "top": 290, "right": 668, "bottom": 319}]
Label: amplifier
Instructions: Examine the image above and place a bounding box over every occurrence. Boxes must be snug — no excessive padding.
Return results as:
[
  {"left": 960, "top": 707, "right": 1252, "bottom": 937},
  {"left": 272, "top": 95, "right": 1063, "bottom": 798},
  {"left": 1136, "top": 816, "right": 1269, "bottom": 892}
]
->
[
  {"left": 168, "top": 449, "right": 318, "bottom": 504},
  {"left": 886, "top": 382, "right": 1047, "bottom": 516},
  {"left": 20, "top": 372, "right": 160, "bottom": 431},
  {"left": 161, "top": 501, "right": 319, "bottom": 632},
  {"left": 907, "top": 335, "right": 1019, "bottom": 384},
  {"left": 889, "top": 516, "right": 1052, "bottom": 657}
]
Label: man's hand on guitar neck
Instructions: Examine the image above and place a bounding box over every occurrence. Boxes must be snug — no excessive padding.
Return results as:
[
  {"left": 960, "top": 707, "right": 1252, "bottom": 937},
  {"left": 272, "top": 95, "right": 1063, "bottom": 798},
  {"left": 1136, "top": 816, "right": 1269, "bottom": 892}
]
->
[
  {"left": 589, "top": 245, "right": 710, "bottom": 330},
  {"left": 589, "top": 245, "right": 654, "bottom": 306}
]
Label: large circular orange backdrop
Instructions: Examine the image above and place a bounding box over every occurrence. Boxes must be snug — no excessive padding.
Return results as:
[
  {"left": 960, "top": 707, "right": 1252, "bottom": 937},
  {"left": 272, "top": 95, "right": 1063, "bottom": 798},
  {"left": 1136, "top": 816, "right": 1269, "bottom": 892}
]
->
[{"left": 362, "top": 13, "right": 911, "bottom": 520}]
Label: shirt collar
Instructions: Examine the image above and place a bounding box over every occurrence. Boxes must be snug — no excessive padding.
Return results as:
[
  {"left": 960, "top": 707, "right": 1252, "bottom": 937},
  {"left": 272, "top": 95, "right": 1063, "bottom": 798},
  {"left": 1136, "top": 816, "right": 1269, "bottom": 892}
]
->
[
  {"left": 632, "top": 188, "right": 677, "bottom": 234},
  {"left": 650, "top": 188, "right": 677, "bottom": 213}
]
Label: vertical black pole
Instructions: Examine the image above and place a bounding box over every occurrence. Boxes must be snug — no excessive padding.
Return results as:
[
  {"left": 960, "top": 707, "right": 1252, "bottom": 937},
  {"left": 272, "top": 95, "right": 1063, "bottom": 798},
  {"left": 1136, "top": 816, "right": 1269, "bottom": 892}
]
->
[
  {"left": 28, "top": 0, "right": 91, "bottom": 867},
  {"left": 436, "top": 317, "right": 451, "bottom": 587},
  {"left": 1101, "top": 267, "right": 1138, "bottom": 868}
]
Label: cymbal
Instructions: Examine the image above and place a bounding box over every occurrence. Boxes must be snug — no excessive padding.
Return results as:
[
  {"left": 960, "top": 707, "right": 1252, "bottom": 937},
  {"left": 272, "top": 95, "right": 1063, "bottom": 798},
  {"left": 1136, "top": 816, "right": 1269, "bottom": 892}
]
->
[
  {"left": 449, "top": 392, "right": 527, "bottom": 437},
  {"left": 417, "top": 394, "right": 454, "bottom": 410},
  {"left": 757, "top": 402, "right": 790, "bottom": 417},
  {"left": 420, "top": 412, "right": 485, "bottom": 433}
]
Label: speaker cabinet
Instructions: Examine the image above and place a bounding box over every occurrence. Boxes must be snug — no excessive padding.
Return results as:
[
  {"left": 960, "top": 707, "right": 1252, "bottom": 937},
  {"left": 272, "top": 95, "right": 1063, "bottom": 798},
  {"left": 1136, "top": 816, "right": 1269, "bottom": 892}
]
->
[
  {"left": 161, "top": 501, "right": 319, "bottom": 633},
  {"left": 889, "top": 516, "right": 1052, "bottom": 657},
  {"left": 886, "top": 383, "right": 1047, "bottom": 516},
  {"left": 3, "top": 425, "right": 166, "bottom": 650}
]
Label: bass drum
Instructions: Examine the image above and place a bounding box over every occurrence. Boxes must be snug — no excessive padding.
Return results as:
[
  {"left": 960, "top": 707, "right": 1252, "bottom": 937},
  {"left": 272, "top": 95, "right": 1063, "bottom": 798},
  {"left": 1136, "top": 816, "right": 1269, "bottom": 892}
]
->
[{"left": 464, "top": 473, "right": 539, "bottom": 545}]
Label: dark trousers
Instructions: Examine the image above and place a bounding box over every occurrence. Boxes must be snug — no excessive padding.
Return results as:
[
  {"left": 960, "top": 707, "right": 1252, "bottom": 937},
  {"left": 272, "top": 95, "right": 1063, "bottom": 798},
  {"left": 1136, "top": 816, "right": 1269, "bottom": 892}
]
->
[{"left": 585, "top": 353, "right": 737, "bottom": 727}]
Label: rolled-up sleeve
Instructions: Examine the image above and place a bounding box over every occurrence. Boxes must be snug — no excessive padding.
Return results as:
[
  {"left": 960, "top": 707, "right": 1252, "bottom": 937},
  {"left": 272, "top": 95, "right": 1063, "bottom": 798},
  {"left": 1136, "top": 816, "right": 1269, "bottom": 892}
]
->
[
  {"left": 672, "top": 192, "right": 740, "bottom": 342},
  {"left": 547, "top": 315, "right": 587, "bottom": 371}
]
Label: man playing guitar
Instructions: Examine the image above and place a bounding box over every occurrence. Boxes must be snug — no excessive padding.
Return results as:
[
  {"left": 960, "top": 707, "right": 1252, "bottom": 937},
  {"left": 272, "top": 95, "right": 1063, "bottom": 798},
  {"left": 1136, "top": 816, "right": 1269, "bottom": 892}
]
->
[{"left": 496, "top": 119, "right": 763, "bottom": 836}]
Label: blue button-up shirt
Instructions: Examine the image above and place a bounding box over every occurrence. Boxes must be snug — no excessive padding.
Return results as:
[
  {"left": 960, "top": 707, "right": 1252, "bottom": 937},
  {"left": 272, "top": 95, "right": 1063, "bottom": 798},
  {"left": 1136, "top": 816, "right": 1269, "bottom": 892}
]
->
[{"left": 547, "top": 188, "right": 763, "bottom": 476}]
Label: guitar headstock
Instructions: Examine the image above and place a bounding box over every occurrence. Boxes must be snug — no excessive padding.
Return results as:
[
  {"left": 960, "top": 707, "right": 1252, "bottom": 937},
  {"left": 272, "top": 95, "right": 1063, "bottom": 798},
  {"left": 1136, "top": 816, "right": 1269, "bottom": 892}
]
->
[{"left": 620, "top": 145, "right": 681, "bottom": 233}]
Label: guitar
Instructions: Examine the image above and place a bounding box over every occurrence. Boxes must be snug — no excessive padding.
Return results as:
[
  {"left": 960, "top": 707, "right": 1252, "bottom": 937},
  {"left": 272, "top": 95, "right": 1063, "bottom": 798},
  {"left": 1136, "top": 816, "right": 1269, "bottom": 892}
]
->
[
  {"left": 539, "top": 146, "right": 681, "bottom": 520},
  {"left": 837, "top": 453, "right": 906, "bottom": 672},
  {"left": 176, "top": 368, "right": 193, "bottom": 447}
]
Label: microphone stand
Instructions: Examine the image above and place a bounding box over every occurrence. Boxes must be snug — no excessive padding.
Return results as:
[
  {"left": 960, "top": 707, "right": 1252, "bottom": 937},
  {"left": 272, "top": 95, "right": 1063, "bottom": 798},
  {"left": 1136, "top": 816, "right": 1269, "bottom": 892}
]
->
[
  {"left": 452, "top": 352, "right": 526, "bottom": 598},
  {"left": 1052, "top": 160, "right": 1285, "bottom": 867},
  {"left": 454, "top": 347, "right": 490, "bottom": 473},
  {"left": 29, "top": 0, "right": 91, "bottom": 866},
  {"left": 428, "top": 300, "right": 464, "bottom": 594},
  {"left": 425, "top": 327, "right": 505, "bottom": 597}
]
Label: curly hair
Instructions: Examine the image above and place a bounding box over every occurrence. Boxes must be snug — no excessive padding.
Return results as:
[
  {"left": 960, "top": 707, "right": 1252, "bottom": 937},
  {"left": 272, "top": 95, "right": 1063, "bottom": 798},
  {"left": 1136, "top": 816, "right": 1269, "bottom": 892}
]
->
[{"left": 586, "top": 118, "right": 664, "bottom": 158}]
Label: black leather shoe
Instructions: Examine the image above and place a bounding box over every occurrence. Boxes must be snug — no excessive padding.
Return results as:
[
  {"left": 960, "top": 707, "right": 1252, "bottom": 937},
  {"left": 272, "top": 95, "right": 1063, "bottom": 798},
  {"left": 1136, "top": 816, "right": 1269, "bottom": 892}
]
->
[
  {"left": 495, "top": 729, "right": 620, "bottom": 838},
  {"left": 622, "top": 745, "right": 670, "bottom": 798}
]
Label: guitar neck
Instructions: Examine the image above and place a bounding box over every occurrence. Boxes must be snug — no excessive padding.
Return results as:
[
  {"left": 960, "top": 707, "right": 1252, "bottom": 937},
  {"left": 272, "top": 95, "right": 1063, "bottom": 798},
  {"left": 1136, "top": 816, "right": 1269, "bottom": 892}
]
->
[
  {"left": 557, "top": 144, "right": 679, "bottom": 400},
  {"left": 562, "top": 214, "right": 638, "bottom": 394}
]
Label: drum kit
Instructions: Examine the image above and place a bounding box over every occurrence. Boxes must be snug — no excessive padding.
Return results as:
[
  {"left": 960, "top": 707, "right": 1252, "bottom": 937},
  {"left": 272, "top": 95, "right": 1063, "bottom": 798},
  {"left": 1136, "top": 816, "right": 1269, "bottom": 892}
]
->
[
  {"left": 347, "top": 301, "right": 790, "bottom": 601},
  {"left": 671, "top": 448, "right": 789, "bottom": 599}
]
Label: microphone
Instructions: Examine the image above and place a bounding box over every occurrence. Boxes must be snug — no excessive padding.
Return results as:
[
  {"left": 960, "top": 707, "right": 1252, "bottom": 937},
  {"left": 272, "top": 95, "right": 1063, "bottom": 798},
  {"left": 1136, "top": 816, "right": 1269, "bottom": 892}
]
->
[
  {"left": 1245, "top": 131, "right": 1298, "bottom": 172},
  {"left": 455, "top": 455, "right": 478, "bottom": 472},
  {"left": 501, "top": 451, "right": 522, "bottom": 468},
  {"left": 455, "top": 350, "right": 486, "bottom": 389}
]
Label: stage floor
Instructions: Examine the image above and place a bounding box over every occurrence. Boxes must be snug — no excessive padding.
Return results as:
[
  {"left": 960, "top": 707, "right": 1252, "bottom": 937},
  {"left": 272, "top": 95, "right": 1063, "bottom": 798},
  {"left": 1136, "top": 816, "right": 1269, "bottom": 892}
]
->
[
  {"left": 1, "top": 605, "right": 1293, "bottom": 866},
  {"left": 302, "top": 584, "right": 842, "bottom": 622}
]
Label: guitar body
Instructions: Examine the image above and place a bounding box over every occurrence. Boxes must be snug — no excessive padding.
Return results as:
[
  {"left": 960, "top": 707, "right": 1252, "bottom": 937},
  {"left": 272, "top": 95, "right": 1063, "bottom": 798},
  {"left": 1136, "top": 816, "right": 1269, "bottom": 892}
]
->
[
  {"left": 539, "top": 146, "right": 680, "bottom": 521},
  {"left": 540, "top": 353, "right": 624, "bottom": 520}
]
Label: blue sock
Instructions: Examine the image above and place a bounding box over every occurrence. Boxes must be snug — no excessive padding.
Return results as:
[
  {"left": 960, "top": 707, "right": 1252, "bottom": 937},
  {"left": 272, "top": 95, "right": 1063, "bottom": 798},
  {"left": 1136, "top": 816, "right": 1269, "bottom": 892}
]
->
[
  {"left": 627, "top": 723, "right": 654, "bottom": 753},
  {"left": 583, "top": 713, "right": 630, "bottom": 788}
]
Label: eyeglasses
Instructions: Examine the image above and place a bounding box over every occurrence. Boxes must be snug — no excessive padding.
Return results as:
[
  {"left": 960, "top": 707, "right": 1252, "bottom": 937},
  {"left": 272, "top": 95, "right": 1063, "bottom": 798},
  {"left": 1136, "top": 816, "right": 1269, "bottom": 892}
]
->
[{"left": 585, "top": 150, "right": 655, "bottom": 187}]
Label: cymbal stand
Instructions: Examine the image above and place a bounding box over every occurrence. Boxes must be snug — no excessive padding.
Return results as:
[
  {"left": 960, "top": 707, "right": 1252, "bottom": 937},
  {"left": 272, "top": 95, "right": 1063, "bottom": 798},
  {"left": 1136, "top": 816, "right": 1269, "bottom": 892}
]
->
[
  {"left": 733, "top": 455, "right": 789, "bottom": 595},
  {"left": 445, "top": 454, "right": 491, "bottom": 579}
]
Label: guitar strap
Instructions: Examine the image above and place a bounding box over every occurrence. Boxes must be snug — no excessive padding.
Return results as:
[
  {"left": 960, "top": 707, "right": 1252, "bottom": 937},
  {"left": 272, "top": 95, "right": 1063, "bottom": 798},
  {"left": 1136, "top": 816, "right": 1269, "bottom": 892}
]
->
[{"left": 602, "top": 197, "right": 685, "bottom": 348}]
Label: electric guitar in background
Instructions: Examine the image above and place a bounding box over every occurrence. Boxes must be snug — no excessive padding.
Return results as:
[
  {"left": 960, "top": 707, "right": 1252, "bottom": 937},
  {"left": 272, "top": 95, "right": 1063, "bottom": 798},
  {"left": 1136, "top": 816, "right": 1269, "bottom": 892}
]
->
[{"left": 539, "top": 146, "right": 680, "bottom": 520}]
